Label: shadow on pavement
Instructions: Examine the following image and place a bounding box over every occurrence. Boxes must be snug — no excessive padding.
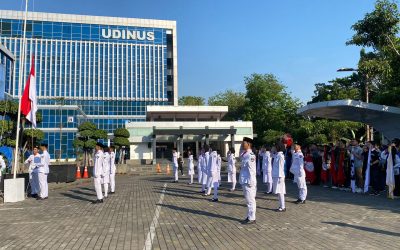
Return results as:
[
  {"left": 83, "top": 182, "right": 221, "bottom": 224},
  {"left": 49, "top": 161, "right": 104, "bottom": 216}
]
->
[
  {"left": 159, "top": 203, "right": 243, "bottom": 223},
  {"left": 70, "top": 189, "right": 94, "bottom": 196},
  {"left": 60, "top": 192, "right": 94, "bottom": 203},
  {"left": 323, "top": 221, "right": 400, "bottom": 237}
]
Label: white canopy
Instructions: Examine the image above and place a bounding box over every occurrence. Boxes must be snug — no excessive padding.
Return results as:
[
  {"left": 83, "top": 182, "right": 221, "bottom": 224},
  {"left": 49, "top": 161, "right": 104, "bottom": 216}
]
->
[{"left": 297, "top": 99, "right": 400, "bottom": 140}]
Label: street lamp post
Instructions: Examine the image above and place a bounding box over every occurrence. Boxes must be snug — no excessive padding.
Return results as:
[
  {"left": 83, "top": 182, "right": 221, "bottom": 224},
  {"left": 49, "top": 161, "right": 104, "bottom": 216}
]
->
[{"left": 337, "top": 67, "right": 372, "bottom": 141}]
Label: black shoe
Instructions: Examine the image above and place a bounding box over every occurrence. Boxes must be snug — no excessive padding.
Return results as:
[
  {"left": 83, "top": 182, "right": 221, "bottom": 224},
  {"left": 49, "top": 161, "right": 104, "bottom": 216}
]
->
[
  {"left": 241, "top": 217, "right": 249, "bottom": 224},
  {"left": 31, "top": 194, "right": 38, "bottom": 198},
  {"left": 298, "top": 200, "right": 306, "bottom": 204},
  {"left": 36, "top": 197, "right": 45, "bottom": 201},
  {"left": 110, "top": 192, "right": 115, "bottom": 194},
  {"left": 211, "top": 198, "right": 219, "bottom": 202},
  {"left": 277, "top": 207, "right": 286, "bottom": 212},
  {"left": 44, "top": 197, "right": 48, "bottom": 200},
  {"left": 93, "top": 199, "right": 103, "bottom": 204}
]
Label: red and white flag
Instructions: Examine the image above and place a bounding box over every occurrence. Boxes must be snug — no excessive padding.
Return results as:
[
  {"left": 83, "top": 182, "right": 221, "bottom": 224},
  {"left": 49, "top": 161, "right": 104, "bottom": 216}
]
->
[{"left": 21, "top": 55, "right": 38, "bottom": 128}]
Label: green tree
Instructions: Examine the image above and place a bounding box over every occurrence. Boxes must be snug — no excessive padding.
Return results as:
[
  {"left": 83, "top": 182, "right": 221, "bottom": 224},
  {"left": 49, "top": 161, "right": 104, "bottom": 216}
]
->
[
  {"left": 242, "top": 73, "right": 301, "bottom": 145},
  {"left": 346, "top": 0, "right": 400, "bottom": 106},
  {"left": 113, "top": 128, "right": 130, "bottom": 164},
  {"left": 73, "top": 121, "right": 107, "bottom": 166},
  {"left": 208, "top": 90, "right": 246, "bottom": 121},
  {"left": 178, "top": 96, "right": 205, "bottom": 106},
  {"left": 310, "top": 74, "right": 361, "bottom": 103},
  {"left": 23, "top": 128, "right": 45, "bottom": 150}
]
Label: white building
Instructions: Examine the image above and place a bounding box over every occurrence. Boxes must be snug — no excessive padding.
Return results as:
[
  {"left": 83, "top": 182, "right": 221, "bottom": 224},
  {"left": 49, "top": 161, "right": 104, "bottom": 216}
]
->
[{"left": 126, "top": 106, "right": 253, "bottom": 163}]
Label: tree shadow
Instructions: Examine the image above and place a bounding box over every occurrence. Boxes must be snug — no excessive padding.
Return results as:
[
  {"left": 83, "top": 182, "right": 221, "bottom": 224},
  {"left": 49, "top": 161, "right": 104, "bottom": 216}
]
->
[
  {"left": 60, "top": 192, "right": 94, "bottom": 203},
  {"left": 159, "top": 203, "right": 243, "bottom": 223},
  {"left": 323, "top": 221, "right": 400, "bottom": 237},
  {"left": 70, "top": 189, "right": 94, "bottom": 196},
  {"left": 79, "top": 187, "right": 95, "bottom": 192}
]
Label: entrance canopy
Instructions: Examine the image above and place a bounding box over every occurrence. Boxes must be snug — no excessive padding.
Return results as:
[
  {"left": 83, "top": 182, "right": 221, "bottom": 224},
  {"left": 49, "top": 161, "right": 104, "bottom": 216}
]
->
[
  {"left": 154, "top": 128, "right": 236, "bottom": 136},
  {"left": 297, "top": 99, "right": 400, "bottom": 140}
]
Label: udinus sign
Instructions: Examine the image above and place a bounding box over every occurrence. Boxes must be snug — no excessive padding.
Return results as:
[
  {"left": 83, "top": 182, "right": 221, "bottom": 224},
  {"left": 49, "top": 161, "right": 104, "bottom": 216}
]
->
[{"left": 101, "top": 29, "right": 155, "bottom": 41}]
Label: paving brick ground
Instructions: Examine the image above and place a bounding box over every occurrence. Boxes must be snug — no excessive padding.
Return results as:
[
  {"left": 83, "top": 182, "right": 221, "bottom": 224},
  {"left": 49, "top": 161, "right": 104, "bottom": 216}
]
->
[{"left": 0, "top": 174, "right": 399, "bottom": 249}]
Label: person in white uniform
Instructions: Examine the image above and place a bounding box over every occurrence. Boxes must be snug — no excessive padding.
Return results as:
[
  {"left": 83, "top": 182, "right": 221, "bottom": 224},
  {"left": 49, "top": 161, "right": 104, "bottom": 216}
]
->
[
  {"left": 272, "top": 142, "right": 286, "bottom": 212},
  {"left": 0, "top": 154, "right": 6, "bottom": 186},
  {"left": 239, "top": 137, "right": 257, "bottom": 224},
  {"left": 109, "top": 146, "right": 116, "bottom": 194},
  {"left": 201, "top": 145, "right": 210, "bottom": 193},
  {"left": 262, "top": 146, "right": 273, "bottom": 194},
  {"left": 217, "top": 150, "right": 222, "bottom": 183},
  {"left": 93, "top": 142, "right": 104, "bottom": 203},
  {"left": 188, "top": 150, "right": 195, "bottom": 184},
  {"left": 172, "top": 148, "right": 179, "bottom": 183},
  {"left": 291, "top": 144, "right": 307, "bottom": 204},
  {"left": 25, "top": 146, "right": 41, "bottom": 198},
  {"left": 206, "top": 149, "right": 220, "bottom": 201},
  {"left": 197, "top": 149, "right": 204, "bottom": 184},
  {"left": 102, "top": 147, "right": 111, "bottom": 198},
  {"left": 227, "top": 149, "right": 237, "bottom": 191},
  {"left": 205, "top": 145, "right": 215, "bottom": 196},
  {"left": 39, "top": 143, "right": 50, "bottom": 199}
]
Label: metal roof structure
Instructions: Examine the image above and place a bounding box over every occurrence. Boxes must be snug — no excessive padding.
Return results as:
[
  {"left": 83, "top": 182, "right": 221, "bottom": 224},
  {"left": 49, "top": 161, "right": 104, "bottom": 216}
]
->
[{"left": 297, "top": 99, "right": 400, "bottom": 140}]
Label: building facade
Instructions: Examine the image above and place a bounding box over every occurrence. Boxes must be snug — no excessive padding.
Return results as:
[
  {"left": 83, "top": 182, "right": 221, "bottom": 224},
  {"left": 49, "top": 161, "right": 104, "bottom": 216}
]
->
[{"left": 0, "top": 10, "right": 177, "bottom": 159}]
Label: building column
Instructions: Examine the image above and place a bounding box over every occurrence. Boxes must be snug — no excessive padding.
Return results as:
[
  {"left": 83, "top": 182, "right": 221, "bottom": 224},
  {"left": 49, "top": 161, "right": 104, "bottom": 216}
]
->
[
  {"left": 179, "top": 134, "right": 184, "bottom": 156},
  {"left": 152, "top": 136, "right": 157, "bottom": 165},
  {"left": 195, "top": 140, "right": 199, "bottom": 157}
]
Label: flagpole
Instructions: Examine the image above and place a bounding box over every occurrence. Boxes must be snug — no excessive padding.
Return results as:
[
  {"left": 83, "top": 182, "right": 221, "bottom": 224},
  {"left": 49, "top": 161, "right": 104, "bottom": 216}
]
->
[{"left": 13, "top": 0, "right": 29, "bottom": 179}]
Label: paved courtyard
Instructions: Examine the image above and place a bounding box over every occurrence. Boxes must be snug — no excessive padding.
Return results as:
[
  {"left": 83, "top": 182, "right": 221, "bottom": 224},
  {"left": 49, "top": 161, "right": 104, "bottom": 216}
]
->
[{"left": 0, "top": 174, "right": 400, "bottom": 250}]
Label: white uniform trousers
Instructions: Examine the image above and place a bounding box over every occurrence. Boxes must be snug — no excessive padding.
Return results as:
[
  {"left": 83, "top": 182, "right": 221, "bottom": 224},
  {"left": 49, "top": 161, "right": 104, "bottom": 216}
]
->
[
  {"left": 278, "top": 193, "right": 285, "bottom": 209},
  {"left": 198, "top": 167, "right": 202, "bottom": 183},
  {"left": 189, "top": 175, "right": 194, "bottom": 184},
  {"left": 243, "top": 184, "right": 257, "bottom": 221},
  {"left": 173, "top": 166, "right": 179, "bottom": 181},
  {"left": 296, "top": 175, "right": 307, "bottom": 201},
  {"left": 206, "top": 174, "right": 213, "bottom": 194},
  {"left": 110, "top": 173, "right": 116, "bottom": 192},
  {"left": 207, "top": 173, "right": 219, "bottom": 196},
  {"left": 201, "top": 172, "right": 208, "bottom": 191},
  {"left": 38, "top": 172, "right": 48, "bottom": 198},
  {"left": 30, "top": 172, "right": 39, "bottom": 195},
  {"left": 94, "top": 177, "right": 104, "bottom": 200},
  {"left": 265, "top": 182, "right": 272, "bottom": 193},
  {"left": 103, "top": 181, "right": 109, "bottom": 197},
  {"left": 228, "top": 172, "right": 237, "bottom": 190}
]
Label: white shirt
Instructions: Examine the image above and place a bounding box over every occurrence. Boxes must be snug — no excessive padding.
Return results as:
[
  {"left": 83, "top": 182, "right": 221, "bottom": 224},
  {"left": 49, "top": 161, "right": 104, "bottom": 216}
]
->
[
  {"left": 41, "top": 150, "right": 51, "bottom": 174},
  {"left": 110, "top": 151, "right": 116, "bottom": 174},
  {"left": 25, "top": 154, "right": 42, "bottom": 174},
  {"left": 272, "top": 152, "right": 285, "bottom": 178},
  {"left": 291, "top": 151, "right": 304, "bottom": 177},
  {"left": 239, "top": 149, "right": 257, "bottom": 186},
  {"left": 172, "top": 152, "right": 178, "bottom": 167},
  {"left": 103, "top": 152, "right": 111, "bottom": 175},
  {"left": 262, "top": 151, "right": 272, "bottom": 173},
  {"left": 0, "top": 155, "right": 6, "bottom": 176},
  {"left": 93, "top": 150, "right": 104, "bottom": 178}
]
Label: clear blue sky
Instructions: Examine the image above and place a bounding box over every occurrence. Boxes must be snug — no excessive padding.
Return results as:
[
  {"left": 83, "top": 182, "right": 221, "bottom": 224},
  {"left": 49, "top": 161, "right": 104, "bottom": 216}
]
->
[{"left": 1, "top": 0, "right": 376, "bottom": 104}]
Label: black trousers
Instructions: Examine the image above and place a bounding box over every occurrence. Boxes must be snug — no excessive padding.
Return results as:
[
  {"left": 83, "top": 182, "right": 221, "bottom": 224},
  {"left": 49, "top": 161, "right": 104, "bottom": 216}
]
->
[{"left": 178, "top": 164, "right": 184, "bottom": 175}]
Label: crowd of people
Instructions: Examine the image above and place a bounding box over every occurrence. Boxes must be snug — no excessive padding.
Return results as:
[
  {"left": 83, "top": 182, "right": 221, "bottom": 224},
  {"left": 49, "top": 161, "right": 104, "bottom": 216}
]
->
[
  {"left": 171, "top": 137, "right": 308, "bottom": 225},
  {"left": 254, "top": 138, "right": 400, "bottom": 197},
  {"left": 168, "top": 135, "right": 400, "bottom": 224}
]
